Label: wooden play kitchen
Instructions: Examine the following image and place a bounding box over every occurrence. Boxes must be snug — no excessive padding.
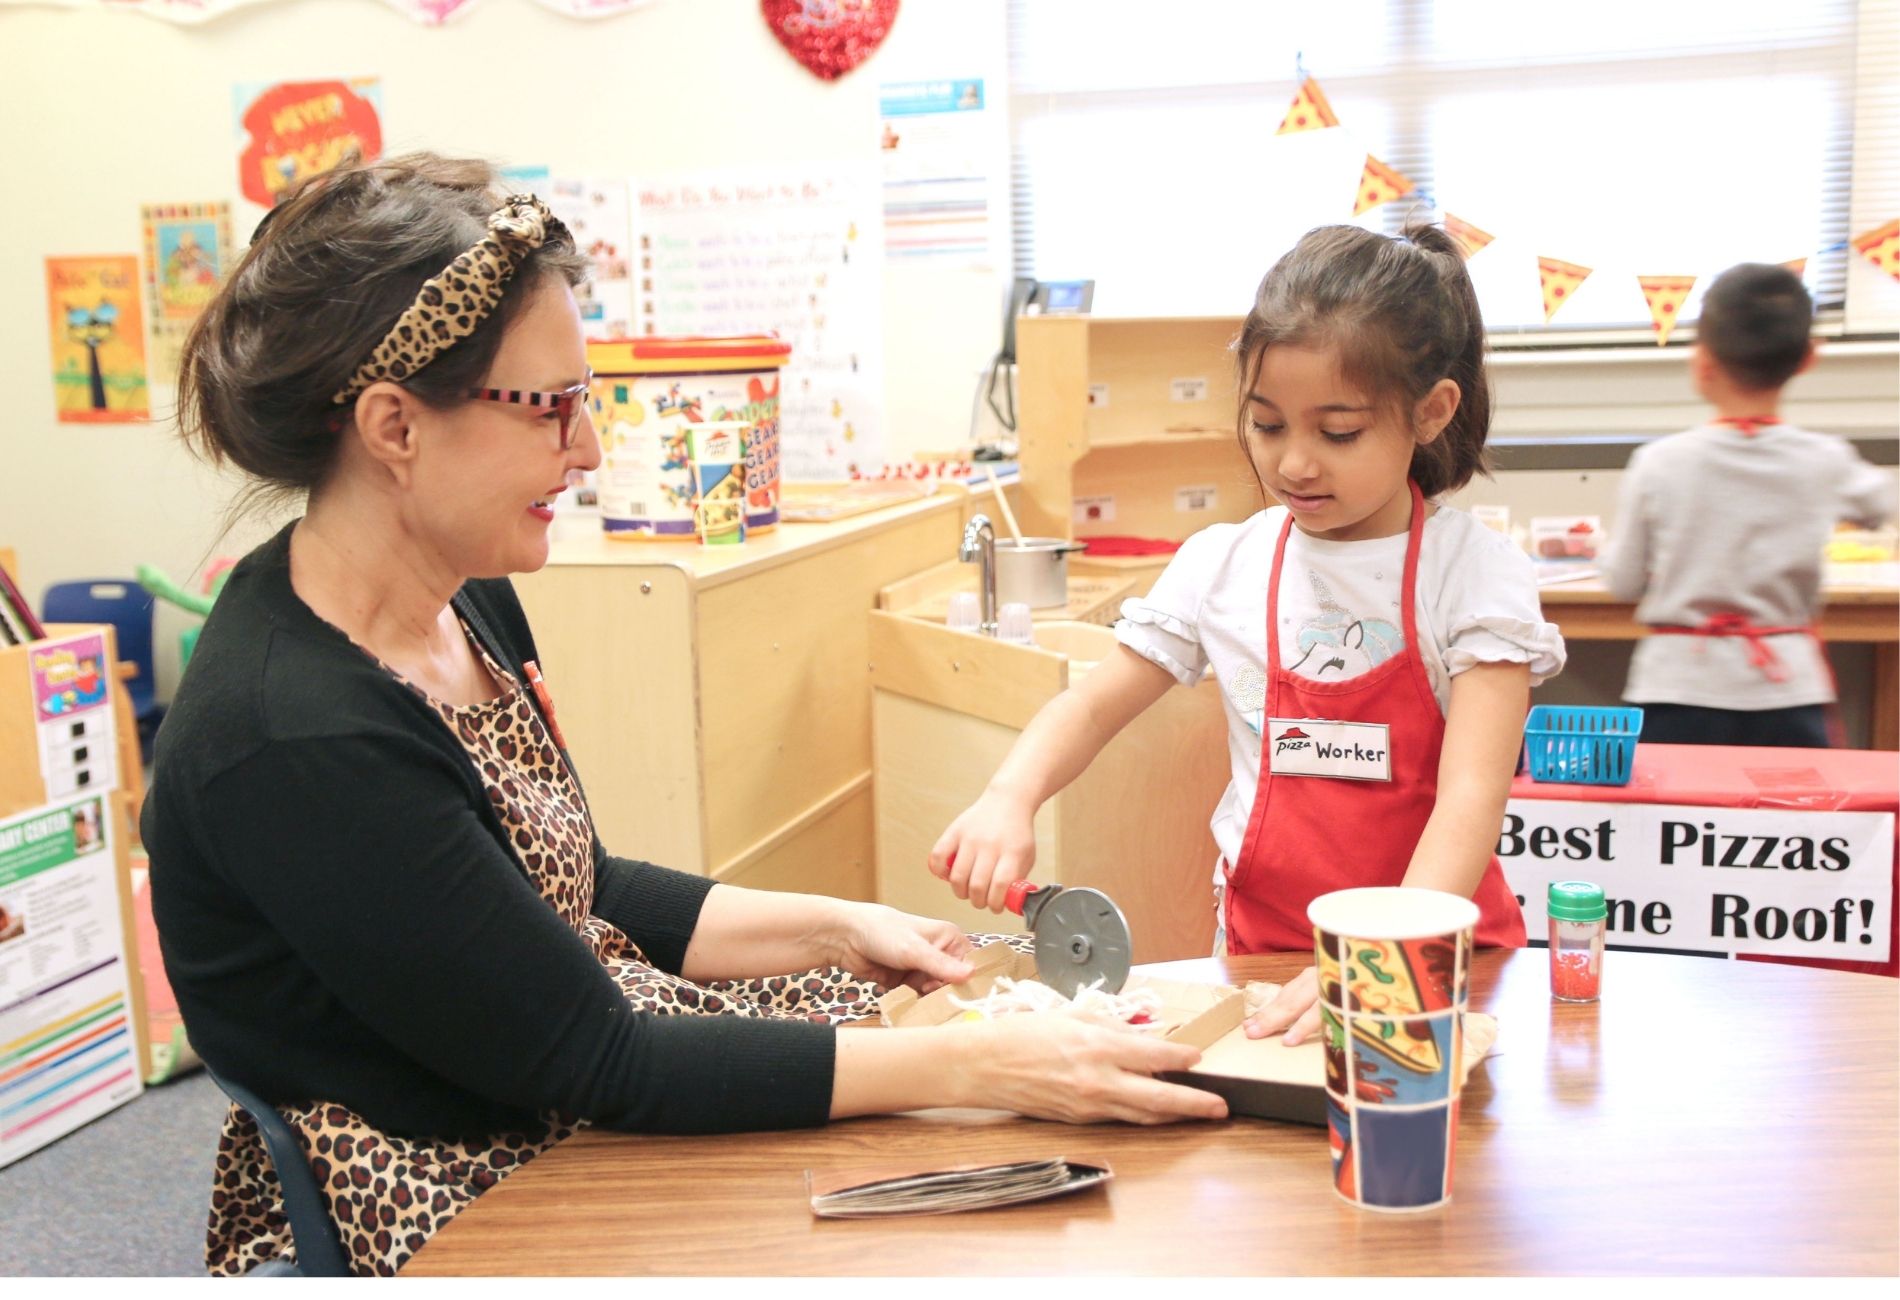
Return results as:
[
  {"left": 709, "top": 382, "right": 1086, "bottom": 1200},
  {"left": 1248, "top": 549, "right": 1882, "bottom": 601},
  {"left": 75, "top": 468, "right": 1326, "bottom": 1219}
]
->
[
  {"left": 867, "top": 607, "right": 1229, "bottom": 962},
  {"left": 1015, "top": 313, "right": 1260, "bottom": 598},
  {"left": 510, "top": 493, "right": 972, "bottom": 902}
]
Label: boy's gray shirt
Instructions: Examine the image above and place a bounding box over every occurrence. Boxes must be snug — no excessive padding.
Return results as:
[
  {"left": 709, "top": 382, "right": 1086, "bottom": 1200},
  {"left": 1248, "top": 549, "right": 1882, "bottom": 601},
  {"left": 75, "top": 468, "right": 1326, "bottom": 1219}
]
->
[{"left": 1605, "top": 421, "right": 1893, "bottom": 710}]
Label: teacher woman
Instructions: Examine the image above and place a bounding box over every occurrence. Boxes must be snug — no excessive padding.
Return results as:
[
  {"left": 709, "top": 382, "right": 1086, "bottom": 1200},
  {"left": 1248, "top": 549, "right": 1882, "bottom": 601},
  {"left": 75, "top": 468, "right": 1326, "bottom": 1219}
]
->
[{"left": 144, "top": 154, "right": 1224, "bottom": 1277}]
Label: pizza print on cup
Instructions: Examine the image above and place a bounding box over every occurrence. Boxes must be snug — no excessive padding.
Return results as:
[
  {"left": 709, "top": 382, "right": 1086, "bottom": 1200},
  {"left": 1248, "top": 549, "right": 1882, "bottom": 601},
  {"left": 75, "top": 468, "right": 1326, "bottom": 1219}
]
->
[{"left": 204, "top": 623, "right": 1032, "bottom": 1275}]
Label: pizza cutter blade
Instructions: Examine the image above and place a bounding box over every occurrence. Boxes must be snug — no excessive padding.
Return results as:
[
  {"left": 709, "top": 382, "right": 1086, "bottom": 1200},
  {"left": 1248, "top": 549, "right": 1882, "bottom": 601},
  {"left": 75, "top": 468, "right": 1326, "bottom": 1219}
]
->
[{"left": 1005, "top": 881, "right": 1132, "bottom": 998}]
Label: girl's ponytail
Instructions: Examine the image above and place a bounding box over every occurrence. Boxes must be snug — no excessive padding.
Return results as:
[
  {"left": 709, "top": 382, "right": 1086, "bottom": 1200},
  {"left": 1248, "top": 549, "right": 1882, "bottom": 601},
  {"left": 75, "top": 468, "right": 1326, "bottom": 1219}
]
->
[{"left": 1401, "top": 223, "right": 1491, "bottom": 497}]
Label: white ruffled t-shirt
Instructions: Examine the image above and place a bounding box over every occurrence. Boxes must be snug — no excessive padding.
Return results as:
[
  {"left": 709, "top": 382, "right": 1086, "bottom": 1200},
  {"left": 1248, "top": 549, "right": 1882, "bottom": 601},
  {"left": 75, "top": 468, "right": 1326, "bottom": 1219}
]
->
[{"left": 1115, "top": 504, "right": 1566, "bottom": 871}]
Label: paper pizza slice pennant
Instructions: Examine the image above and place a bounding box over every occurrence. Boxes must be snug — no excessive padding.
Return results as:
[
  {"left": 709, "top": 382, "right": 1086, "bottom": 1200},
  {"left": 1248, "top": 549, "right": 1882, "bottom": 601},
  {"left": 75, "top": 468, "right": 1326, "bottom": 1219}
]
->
[
  {"left": 1638, "top": 275, "right": 1697, "bottom": 346},
  {"left": 1277, "top": 77, "right": 1341, "bottom": 135},
  {"left": 1851, "top": 218, "right": 1899, "bottom": 282},
  {"left": 1353, "top": 155, "right": 1415, "bottom": 217},
  {"left": 1537, "top": 256, "right": 1592, "bottom": 323},
  {"left": 1782, "top": 258, "right": 1808, "bottom": 280},
  {"left": 1442, "top": 214, "right": 1495, "bottom": 259}
]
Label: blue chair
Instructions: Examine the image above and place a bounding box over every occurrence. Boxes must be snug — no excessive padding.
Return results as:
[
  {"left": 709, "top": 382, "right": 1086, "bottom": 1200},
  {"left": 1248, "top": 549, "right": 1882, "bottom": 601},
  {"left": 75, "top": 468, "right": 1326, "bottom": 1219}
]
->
[
  {"left": 40, "top": 580, "right": 163, "bottom": 759},
  {"left": 205, "top": 1066, "right": 353, "bottom": 1278}
]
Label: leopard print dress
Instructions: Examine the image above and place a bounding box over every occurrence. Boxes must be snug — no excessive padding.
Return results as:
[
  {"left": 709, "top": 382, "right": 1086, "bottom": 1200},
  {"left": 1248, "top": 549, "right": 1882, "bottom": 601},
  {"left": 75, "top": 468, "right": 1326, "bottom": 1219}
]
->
[{"left": 205, "top": 629, "right": 1019, "bottom": 1276}]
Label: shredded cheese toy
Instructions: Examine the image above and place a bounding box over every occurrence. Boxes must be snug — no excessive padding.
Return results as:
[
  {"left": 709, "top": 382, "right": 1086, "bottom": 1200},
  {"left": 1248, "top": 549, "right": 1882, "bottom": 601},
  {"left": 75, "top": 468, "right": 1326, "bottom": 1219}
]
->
[{"left": 948, "top": 976, "right": 1169, "bottom": 1033}]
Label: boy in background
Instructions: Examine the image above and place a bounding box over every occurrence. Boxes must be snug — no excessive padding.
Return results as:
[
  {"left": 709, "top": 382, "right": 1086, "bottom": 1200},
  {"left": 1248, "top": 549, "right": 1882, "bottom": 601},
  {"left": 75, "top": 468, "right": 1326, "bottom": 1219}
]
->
[{"left": 1606, "top": 263, "right": 1893, "bottom": 747}]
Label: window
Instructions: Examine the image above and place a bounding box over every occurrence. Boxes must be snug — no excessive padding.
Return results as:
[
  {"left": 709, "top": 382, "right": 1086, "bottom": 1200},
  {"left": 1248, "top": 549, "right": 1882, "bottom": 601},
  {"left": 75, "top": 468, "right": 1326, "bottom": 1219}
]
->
[{"left": 1008, "top": 0, "right": 1884, "bottom": 338}]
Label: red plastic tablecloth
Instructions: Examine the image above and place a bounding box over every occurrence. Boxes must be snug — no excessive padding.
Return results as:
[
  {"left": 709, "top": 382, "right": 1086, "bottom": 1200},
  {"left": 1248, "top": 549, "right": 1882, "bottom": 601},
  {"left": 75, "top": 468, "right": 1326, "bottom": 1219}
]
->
[{"left": 1512, "top": 743, "right": 1899, "bottom": 977}]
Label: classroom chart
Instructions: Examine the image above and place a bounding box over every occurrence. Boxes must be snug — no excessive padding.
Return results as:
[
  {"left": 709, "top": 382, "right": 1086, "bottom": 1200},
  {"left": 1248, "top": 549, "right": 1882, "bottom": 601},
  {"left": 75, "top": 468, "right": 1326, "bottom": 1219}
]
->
[{"left": 0, "top": 792, "right": 143, "bottom": 1169}]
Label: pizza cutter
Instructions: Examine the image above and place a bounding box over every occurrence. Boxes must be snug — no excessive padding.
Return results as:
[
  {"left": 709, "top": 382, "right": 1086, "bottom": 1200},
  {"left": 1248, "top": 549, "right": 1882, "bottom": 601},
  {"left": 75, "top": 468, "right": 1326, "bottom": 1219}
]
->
[{"left": 1005, "top": 880, "right": 1132, "bottom": 998}]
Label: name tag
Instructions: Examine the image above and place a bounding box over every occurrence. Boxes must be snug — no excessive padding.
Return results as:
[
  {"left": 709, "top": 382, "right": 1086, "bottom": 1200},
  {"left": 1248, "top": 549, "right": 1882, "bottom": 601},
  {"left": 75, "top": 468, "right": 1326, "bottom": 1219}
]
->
[{"left": 1266, "top": 719, "right": 1392, "bottom": 782}]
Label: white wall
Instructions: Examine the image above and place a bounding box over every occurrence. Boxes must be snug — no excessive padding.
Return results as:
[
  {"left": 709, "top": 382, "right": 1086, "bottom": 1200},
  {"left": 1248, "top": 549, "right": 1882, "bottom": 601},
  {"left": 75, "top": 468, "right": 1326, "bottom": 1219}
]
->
[
  {"left": 2, "top": 0, "right": 1894, "bottom": 709},
  {"left": 0, "top": 0, "right": 1010, "bottom": 695}
]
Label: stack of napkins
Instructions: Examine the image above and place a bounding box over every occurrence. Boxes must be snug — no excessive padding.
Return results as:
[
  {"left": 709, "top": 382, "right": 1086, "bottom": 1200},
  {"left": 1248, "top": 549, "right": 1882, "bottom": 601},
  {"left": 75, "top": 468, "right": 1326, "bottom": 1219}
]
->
[{"left": 807, "top": 1158, "right": 1111, "bottom": 1218}]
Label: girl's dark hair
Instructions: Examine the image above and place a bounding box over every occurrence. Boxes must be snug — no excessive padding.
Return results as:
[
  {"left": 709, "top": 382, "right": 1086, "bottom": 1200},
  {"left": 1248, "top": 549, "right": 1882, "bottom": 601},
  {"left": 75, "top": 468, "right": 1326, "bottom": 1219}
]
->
[
  {"left": 177, "top": 152, "right": 589, "bottom": 507},
  {"left": 1234, "top": 223, "right": 1491, "bottom": 498}
]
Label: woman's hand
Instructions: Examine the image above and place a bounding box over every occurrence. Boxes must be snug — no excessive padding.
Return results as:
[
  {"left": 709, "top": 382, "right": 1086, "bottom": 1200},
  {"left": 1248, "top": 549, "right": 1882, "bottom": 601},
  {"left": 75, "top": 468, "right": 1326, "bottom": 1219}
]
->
[
  {"left": 953, "top": 1015, "right": 1229, "bottom": 1125},
  {"left": 1243, "top": 966, "right": 1322, "bottom": 1045},
  {"left": 828, "top": 902, "right": 975, "bottom": 994},
  {"left": 928, "top": 789, "right": 1038, "bottom": 914}
]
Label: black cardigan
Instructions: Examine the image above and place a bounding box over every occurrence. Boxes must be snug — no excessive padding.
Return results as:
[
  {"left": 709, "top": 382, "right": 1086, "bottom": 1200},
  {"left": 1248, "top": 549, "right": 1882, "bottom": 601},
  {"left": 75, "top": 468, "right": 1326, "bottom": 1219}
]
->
[{"left": 143, "top": 523, "right": 835, "bottom": 1139}]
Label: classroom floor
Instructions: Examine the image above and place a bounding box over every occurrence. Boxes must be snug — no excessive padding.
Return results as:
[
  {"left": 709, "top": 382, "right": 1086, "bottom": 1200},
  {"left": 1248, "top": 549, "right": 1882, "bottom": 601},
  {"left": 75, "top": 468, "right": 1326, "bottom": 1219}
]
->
[{"left": 0, "top": 1069, "right": 228, "bottom": 1276}]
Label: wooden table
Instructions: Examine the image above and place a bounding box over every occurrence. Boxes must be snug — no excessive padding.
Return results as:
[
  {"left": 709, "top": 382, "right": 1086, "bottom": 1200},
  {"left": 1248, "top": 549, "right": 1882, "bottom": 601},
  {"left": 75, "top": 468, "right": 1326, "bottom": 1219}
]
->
[
  {"left": 1537, "top": 577, "right": 1899, "bottom": 749},
  {"left": 405, "top": 950, "right": 1899, "bottom": 1276}
]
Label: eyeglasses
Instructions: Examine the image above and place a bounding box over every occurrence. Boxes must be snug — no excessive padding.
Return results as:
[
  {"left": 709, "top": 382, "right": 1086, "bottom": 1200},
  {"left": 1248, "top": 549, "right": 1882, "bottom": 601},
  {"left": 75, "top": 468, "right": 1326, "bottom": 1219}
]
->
[{"left": 464, "top": 373, "right": 593, "bottom": 450}]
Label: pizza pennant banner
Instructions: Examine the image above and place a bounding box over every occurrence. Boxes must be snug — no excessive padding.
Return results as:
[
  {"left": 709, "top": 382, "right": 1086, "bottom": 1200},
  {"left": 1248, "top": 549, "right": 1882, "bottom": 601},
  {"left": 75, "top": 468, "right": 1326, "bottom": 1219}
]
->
[
  {"left": 1353, "top": 154, "right": 1415, "bottom": 217},
  {"left": 1852, "top": 218, "right": 1900, "bottom": 283},
  {"left": 0, "top": 1, "right": 656, "bottom": 23},
  {"left": 1268, "top": 62, "right": 1897, "bottom": 337},
  {"left": 1637, "top": 275, "right": 1697, "bottom": 346},
  {"left": 1537, "top": 256, "right": 1593, "bottom": 323},
  {"left": 1276, "top": 76, "right": 1340, "bottom": 135},
  {"left": 1443, "top": 213, "right": 1495, "bottom": 259}
]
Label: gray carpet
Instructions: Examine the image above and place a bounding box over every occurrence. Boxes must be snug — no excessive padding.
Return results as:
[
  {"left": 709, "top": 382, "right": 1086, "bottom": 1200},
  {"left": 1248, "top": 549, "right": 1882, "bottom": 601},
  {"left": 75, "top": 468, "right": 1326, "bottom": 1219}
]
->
[{"left": 0, "top": 1070, "right": 229, "bottom": 1276}]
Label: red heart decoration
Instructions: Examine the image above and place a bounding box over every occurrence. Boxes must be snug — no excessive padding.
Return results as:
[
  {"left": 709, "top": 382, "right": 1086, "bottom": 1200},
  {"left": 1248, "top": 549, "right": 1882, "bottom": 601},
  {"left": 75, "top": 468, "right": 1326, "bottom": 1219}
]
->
[{"left": 761, "top": 0, "right": 900, "bottom": 81}]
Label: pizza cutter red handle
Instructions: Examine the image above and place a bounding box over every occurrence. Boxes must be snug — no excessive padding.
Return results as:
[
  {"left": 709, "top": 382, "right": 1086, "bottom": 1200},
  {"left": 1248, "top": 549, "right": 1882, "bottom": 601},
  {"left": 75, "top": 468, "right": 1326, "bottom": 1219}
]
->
[{"left": 1005, "top": 880, "right": 1041, "bottom": 917}]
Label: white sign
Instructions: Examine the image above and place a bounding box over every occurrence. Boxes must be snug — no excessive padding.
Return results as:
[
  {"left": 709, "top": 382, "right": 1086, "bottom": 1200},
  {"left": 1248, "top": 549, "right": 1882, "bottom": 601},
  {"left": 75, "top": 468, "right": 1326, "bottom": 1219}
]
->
[
  {"left": 1087, "top": 383, "right": 1110, "bottom": 408},
  {"left": 634, "top": 166, "right": 885, "bottom": 480},
  {"left": 1267, "top": 719, "right": 1391, "bottom": 782},
  {"left": 1073, "top": 495, "right": 1116, "bottom": 525},
  {"left": 1176, "top": 485, "right": 1218, "bottom": 513},
  {"left": 1170, "top": 377, "right": 1208, "bottom": 403},
  {"left": 879, "top": 79, "right": 993, "bottom": 271},
  {"left": 1498, "top": 799, "right": 1894, "bottom": 961}
]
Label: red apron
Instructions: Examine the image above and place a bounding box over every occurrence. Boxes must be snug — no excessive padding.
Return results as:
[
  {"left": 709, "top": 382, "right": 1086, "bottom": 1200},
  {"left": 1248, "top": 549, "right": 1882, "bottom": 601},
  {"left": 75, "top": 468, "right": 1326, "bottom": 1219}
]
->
[
  {"left": 1650, "top": 615, "right": 1844, "bottom": 746},
  {"left": 1222, "top": 480, "right": 1528, "bottom": 954}
]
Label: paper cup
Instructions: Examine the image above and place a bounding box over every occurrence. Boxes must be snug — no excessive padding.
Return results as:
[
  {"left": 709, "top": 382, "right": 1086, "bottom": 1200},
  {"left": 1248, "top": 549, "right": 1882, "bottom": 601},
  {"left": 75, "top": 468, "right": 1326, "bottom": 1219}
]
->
[{"left": 1308, "top": 887, "right": 1476, "bottom": 1212}]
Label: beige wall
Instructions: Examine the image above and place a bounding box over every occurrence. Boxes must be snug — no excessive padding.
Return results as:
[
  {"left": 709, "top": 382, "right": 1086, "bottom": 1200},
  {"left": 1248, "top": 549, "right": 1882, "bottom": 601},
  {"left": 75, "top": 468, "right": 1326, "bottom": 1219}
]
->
[
  {"left": 0, "top": 0, "right": 1008, "bottom": 696},
  {"left": 2, "top": 0, "right": 1894, "bottom": 711}
]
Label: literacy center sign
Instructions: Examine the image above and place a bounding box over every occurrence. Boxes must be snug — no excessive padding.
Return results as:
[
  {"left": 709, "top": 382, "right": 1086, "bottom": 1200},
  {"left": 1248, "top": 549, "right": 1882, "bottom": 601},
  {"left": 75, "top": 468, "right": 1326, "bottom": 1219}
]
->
[{"left": 1499, "top": 799, "right": 1894, "bottom": 962}]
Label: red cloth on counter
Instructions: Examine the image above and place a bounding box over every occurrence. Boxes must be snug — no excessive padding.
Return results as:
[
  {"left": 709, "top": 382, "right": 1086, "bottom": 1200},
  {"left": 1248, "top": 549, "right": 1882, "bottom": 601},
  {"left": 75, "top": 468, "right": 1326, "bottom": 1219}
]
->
[
  {"left": 1514, "top": 743, "right": 1898, "bottom": 977},
  {"left": 1080, "top": 536, "right": 1184, "bottom": 557}
]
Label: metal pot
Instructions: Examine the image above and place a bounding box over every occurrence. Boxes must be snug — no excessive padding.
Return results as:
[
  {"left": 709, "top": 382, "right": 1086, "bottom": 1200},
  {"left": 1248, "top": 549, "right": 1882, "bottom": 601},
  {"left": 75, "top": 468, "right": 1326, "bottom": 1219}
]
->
[{"left": 995, "top": 537, "right": 1087, "bottom": 609}]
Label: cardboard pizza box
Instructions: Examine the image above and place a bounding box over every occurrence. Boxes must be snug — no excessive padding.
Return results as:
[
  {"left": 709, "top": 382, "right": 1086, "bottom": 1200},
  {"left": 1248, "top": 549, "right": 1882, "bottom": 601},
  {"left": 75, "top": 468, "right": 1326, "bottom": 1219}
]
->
[{"left": 877, "top": 943, "right": 1328, "bottom": 1126}]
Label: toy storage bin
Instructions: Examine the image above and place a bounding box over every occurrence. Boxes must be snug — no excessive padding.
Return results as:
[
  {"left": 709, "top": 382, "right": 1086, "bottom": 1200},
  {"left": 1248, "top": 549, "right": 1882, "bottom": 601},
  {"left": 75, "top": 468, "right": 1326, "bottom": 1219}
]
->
[{"left": 1524, "top": 705, "right": 1643, "bottom": 786}]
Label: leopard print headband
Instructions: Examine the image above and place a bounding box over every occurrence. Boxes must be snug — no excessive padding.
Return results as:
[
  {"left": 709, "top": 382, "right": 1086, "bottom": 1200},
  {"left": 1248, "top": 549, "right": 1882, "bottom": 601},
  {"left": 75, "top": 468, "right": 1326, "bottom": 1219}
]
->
[{"left": 330, "top": 194, "right": 563, "bottom": 405}]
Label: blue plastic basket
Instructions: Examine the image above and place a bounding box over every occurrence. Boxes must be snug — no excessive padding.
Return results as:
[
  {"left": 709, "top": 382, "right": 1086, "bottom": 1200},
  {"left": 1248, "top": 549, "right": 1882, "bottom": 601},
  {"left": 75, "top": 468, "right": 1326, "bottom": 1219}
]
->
[{"left": 1524, "top": 705, "right": 1644, "bottom": 786}]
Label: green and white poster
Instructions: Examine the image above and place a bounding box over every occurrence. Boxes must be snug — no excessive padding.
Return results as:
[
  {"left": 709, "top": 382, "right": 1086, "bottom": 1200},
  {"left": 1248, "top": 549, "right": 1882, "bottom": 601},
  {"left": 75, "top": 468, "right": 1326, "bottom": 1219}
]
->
[{"left": 0, "top": 793, "right": 141, "bottom": 1168}]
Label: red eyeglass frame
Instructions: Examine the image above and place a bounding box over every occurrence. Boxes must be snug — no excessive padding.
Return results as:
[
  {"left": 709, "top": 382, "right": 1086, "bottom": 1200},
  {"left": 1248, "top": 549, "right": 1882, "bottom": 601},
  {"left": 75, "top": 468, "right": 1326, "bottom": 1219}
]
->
[{"left": 464, "top": 373, "right": 594, "bottom": 449}]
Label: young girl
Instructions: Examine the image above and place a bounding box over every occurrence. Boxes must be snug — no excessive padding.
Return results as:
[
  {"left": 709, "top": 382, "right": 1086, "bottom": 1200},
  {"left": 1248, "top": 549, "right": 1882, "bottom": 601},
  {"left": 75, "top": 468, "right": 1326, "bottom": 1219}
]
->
[{"left": 929, "top": 224, "right": 1565, "bottom": 1045}]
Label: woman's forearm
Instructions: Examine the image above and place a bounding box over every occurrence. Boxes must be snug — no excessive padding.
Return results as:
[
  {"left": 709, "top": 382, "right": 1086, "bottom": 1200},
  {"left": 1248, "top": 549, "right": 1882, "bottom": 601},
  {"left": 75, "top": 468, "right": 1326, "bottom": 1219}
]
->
[
  {"left": 676, "top": 884, "right": 847, "bottom": 983},
  {"left": 830, "top": 1024, "right": 969, "bottom": 1118}
]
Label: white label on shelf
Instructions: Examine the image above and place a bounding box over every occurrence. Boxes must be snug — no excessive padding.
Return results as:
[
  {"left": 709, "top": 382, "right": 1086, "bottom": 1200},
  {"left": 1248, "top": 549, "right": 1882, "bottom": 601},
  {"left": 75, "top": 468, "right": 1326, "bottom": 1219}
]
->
[
  {"left": 1175, "top": 485, "right": 1218, "bottom": 513},
  {"left": 1170, "top": 377, "right": 1208, "bottom": 402},
  {"left": 1074, "top": 495, "right": 1117, "bottom": 524},
  {"left": 1087, "top": 384, "right": 1110, "bottom": 408}
]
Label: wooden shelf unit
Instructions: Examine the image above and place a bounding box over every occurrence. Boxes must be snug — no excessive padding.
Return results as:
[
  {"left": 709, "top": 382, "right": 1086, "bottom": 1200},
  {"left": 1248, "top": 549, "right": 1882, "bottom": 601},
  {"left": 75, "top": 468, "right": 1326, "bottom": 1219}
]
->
[{"left": 1016, "top": 315, "right": 1260, "bottom": 562}]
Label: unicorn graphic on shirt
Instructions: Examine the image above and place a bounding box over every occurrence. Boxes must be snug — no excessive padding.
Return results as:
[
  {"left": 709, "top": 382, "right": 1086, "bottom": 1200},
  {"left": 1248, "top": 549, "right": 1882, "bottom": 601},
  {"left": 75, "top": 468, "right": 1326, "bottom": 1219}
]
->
[{"left": 1289, "top": 571, "right": 1403, "bottom": 679}]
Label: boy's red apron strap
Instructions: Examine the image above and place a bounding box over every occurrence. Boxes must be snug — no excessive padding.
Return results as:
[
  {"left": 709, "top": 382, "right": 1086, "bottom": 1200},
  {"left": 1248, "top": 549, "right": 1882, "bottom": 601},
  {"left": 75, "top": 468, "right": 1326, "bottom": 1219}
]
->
[
  {"left": 1711, "top": 415, "right": 1779, "bottom": 437},
  {"left": 1650, "top": 616, "right": 1845, "bottom": 748},
  {"left": 1652, "top": 614, "right": 1812, "bottom": 683}
]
